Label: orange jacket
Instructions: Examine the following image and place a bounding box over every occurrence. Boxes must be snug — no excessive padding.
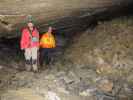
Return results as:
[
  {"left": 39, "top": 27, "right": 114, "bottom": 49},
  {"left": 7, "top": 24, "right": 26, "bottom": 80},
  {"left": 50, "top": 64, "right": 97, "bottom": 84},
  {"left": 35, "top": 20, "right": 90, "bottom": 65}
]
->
[{"left": 40, "top": 32, "right": 56, "bottom": 48}]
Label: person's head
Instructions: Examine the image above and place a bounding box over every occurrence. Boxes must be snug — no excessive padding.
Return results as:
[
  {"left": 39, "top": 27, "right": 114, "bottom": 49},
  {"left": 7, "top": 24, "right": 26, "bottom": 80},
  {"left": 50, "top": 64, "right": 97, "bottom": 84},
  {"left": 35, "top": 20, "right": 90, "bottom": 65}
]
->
[
  {"left": 48, "top": 27, "right": 53, "bottom": 33},
  {"left": 27, "top": 22, "right": 34, "bottom": 30}
]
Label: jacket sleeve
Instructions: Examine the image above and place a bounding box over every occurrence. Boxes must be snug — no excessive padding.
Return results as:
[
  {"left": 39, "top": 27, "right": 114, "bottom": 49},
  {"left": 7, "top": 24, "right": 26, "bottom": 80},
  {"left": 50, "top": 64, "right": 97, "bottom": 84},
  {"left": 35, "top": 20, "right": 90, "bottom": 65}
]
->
[
  {"left": 20, "top": 29, "right": 26, "bottom": 49},
  {"left": 39, "top": 35, "right": 44, "bottom": 47}
]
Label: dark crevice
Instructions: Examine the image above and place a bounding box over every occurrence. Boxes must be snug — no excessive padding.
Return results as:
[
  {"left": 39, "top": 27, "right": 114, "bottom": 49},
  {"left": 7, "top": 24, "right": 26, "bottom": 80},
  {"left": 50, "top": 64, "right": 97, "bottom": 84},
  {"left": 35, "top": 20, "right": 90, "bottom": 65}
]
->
[
  {"left": 0, "top": 20, "right": 9, "bottom": 26},
  {"left": 0, "top": 17, "right": 10, "bottom": 26}
]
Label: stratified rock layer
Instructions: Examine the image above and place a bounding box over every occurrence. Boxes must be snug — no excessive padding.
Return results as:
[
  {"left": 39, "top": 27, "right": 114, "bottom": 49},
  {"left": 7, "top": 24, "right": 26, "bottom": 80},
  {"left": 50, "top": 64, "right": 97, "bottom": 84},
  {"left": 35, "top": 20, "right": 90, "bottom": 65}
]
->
[{"left": 0, "top": 0, "right": 132, "bottom": 37}]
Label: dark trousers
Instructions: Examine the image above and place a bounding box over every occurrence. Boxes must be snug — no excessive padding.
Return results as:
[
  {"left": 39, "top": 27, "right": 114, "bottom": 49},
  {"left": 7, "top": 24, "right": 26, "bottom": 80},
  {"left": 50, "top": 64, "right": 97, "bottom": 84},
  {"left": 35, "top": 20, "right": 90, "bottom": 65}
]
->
[{"left": 40, "top": 48, "right": 53, "bottom": 66}]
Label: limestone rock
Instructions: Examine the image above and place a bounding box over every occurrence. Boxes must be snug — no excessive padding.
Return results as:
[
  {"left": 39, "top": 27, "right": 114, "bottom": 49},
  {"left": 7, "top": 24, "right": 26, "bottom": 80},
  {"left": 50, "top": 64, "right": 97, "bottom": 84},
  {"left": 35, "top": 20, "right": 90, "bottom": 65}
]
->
[
  {"left": 1, "top": 88, "right": 44, "bottom": 100},
  {"left": 45, "top": 91, "right": 61, "bottom": 100},
  {"left": 0, "top": 0, "right": 132, "bottom": 37},
  {"left": 79, "top": 87, "right": 97, "bottom": 97},
  {"left": 97, "top": 79, "right": 113, "bottom": 92}
]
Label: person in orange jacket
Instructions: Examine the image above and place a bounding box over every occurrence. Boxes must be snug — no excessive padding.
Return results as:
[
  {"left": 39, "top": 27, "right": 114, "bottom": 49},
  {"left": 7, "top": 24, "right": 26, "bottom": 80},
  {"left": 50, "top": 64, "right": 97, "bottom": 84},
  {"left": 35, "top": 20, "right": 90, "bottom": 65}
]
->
[
  {"left": 39, "top": 27, "right": 56, "bottom": 66},
  {"left": 20, "top": 21, "right": 39, "bottom": 72}
]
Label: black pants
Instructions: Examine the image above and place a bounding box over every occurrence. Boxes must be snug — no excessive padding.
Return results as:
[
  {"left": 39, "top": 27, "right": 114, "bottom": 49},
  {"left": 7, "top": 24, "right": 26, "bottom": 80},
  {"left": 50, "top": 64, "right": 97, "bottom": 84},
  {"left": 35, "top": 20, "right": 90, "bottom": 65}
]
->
[{"left": 40, "top": 48, "right": 53, "bottom": 66}]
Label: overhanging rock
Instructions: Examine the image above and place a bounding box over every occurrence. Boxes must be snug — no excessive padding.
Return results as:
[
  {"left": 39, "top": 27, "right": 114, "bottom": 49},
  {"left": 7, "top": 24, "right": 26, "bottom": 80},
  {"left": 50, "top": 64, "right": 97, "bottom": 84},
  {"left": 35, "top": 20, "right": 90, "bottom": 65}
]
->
[{"left": 0, "top": 0, "right": 132, "bottom": 37}]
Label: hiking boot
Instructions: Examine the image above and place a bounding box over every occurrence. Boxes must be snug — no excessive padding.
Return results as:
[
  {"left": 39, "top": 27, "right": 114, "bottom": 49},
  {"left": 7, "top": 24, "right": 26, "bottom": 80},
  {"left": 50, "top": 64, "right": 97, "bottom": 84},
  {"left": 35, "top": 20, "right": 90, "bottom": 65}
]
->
[
  {"left": 25, "top": 64, "right": 32, "bottom": 71},
  {"left": 32, "top": 59, "right": 38, "bottom": 72},
  {"left": 32, "top": 64, "right": 38, "bottom": 72},
  {"left": 25, "top": 60, "right": 31, "bottom": 71}
]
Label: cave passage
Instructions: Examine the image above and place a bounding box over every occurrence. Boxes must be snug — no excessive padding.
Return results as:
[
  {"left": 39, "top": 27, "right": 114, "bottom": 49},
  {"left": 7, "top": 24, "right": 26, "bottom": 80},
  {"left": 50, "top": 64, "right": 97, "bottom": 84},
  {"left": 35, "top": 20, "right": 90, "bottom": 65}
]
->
[
  {"left": 0, "top": 2, "right": 133, "bottom": 67},
  {"left": 0, "top": 1, "right": 133, "bottom": 100}
]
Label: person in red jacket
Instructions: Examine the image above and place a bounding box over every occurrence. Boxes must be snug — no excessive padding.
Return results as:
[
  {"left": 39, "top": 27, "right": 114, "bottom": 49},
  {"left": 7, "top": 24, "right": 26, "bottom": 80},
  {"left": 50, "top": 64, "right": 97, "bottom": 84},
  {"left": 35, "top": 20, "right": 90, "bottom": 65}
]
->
[{"left": 20, "top": 21, "right": 39, "bottom": 72}]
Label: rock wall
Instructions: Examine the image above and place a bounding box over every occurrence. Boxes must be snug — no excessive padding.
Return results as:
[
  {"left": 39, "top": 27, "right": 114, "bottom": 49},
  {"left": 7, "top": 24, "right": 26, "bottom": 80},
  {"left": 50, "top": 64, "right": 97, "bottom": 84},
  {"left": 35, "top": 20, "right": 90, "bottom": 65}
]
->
[{"left": 0, "top": 0, "right": 133, "bottom": 37}]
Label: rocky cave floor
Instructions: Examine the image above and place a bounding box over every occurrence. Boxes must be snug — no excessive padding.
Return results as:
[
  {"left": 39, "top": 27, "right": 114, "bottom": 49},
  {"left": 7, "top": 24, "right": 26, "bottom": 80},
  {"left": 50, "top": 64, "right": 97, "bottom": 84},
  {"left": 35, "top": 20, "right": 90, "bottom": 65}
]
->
[{"left": 0, "top": 16, "right": 133, "bottom": 100}]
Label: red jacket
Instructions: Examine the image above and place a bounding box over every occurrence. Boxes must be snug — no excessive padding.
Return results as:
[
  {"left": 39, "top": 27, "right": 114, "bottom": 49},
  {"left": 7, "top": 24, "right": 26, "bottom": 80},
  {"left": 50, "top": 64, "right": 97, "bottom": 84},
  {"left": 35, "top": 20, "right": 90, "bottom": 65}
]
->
[{"left": 20, "top": 27, "right": 39, "bottom": 49}]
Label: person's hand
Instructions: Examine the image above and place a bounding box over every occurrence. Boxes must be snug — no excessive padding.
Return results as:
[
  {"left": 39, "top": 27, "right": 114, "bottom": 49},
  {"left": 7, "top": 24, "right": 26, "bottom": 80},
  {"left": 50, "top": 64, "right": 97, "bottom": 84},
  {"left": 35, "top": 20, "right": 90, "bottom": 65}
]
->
[{"left": 21, "top": 48, "right": 24, "bottom": 51}]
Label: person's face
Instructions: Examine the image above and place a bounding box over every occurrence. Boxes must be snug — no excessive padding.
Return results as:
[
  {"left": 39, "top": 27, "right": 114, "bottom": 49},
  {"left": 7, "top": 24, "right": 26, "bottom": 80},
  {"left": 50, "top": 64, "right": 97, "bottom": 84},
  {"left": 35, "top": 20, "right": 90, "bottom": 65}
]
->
[
  {"left": 48, "top": 27, "right": 52, "bottom": 33},
  {"left": 27, "top": 22, "right": 34, "bottom": 29}
]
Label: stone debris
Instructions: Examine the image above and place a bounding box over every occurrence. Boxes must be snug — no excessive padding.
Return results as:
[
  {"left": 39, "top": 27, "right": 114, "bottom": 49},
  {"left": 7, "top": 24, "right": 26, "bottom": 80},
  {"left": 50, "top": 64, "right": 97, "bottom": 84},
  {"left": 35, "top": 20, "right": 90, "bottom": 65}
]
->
[
  {"left": 45, "top": 91, "right": 61, "bottom": 100},
  {"left": 79, "top": 87, "right": 97, "bottom": 97},
  {"left": 97, "top": 79, "right": 113, "bottom": 93},
  {"left": 1, "top": 88, "right": 44, "bottom": 100}
]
